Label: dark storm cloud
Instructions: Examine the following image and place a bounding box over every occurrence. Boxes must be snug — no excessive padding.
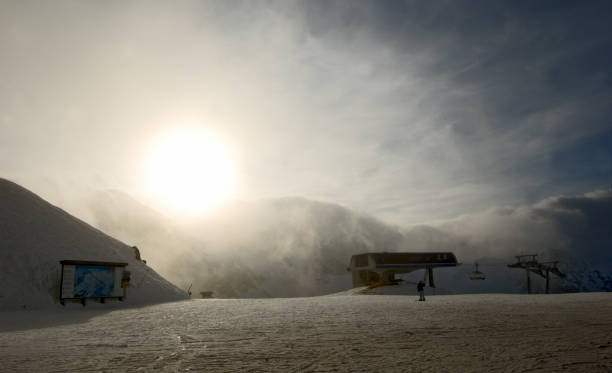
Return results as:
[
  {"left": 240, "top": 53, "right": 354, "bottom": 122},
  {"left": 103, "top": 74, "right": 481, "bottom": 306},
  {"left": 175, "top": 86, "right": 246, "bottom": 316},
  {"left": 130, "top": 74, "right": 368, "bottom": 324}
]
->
[
  {"left": 438, "top": 189, "right": 612, "bottom": 265},
  {"left": 298, "top": 0, "right": 612, "bottom": 214}
]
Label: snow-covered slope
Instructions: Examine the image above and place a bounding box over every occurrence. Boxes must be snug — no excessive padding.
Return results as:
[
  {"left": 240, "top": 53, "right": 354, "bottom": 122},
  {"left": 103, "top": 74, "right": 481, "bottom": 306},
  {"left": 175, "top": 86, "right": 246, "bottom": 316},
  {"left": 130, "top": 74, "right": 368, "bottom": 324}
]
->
[
  {"left": 0, "top": 178, "right": 188, "bottom": 310},
  {"left": 2, "top": 293, "right": 612, "bottom": 371}
]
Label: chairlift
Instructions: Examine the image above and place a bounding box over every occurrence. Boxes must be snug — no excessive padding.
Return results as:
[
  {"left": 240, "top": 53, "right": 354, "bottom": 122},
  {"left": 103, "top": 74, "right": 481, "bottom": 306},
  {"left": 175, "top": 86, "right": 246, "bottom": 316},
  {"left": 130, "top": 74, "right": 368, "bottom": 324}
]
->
[{"left": 470, "top": 262, "right": 486, "bottom": 280}]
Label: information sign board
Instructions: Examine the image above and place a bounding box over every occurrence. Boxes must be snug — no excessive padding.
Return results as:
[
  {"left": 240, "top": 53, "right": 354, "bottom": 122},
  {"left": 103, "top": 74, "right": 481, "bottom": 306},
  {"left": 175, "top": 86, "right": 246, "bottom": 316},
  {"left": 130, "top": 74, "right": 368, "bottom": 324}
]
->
[{"left": 59, "top": 260, "right": 128, "bottom": 305}]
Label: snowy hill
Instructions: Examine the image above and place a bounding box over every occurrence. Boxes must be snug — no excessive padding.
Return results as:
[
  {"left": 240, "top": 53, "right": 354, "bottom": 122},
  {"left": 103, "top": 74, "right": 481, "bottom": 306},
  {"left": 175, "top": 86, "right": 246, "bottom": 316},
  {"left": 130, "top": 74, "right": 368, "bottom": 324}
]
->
[{"left": 0, "top": 178, "right": 188, "bottom": 310}]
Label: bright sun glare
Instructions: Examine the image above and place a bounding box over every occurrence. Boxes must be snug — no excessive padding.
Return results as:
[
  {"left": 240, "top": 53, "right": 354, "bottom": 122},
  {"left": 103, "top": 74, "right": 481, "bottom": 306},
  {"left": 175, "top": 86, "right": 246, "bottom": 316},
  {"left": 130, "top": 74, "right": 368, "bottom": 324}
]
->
[{"left": 146, "top": 129, "right": 235, "bottom": 215}]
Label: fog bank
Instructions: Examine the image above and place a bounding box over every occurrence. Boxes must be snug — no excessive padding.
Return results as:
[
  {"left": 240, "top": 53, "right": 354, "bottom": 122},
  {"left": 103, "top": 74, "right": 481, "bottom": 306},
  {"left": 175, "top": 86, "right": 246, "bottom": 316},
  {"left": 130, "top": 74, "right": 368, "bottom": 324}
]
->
[{"left": 88, "top": 189, "right": 612, "bottom": 297}]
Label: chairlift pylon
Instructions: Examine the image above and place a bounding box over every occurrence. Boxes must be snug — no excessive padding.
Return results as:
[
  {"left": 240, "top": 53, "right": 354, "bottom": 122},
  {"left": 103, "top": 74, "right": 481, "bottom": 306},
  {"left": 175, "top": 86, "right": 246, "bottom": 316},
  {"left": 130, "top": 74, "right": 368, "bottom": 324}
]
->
[{"left": 470, "top": 262, "right": 486, "bottom": 280}]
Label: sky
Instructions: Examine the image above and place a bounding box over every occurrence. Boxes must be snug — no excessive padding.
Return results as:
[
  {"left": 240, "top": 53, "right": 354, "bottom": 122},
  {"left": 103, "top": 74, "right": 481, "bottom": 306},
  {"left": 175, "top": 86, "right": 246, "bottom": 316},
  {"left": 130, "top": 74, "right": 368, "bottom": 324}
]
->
[{"left": 1, "top": 0, "right": 612, "bottom": 226}]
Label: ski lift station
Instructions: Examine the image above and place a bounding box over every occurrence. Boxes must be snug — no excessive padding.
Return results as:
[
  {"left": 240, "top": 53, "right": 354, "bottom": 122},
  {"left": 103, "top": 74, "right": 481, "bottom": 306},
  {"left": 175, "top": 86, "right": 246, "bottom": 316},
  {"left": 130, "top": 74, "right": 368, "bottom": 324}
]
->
[{"left": 347, "top": 252, "right": 459, "bottom": 288}]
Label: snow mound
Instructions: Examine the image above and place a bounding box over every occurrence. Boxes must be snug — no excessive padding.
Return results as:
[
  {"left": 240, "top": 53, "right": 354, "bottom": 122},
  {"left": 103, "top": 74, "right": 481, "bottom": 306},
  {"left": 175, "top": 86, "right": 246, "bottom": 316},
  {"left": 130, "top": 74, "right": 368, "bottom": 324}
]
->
[{"left": 0, "top": 178, "right": 188, "bottom": 310}]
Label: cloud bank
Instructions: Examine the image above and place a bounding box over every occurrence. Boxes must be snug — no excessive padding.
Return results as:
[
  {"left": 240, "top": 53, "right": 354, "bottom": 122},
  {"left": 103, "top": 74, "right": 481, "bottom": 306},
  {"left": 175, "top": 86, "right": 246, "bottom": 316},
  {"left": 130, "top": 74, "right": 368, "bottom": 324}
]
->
[{"left": 89, "top": 188, "right": 612, "bottom": 297}]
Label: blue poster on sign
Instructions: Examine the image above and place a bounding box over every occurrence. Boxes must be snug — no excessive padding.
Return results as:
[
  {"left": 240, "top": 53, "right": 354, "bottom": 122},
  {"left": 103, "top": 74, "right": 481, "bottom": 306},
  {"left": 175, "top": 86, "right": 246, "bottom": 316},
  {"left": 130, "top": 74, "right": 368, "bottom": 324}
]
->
[{"left": 74, "top": 265, "right": 115, "bottom": 297}]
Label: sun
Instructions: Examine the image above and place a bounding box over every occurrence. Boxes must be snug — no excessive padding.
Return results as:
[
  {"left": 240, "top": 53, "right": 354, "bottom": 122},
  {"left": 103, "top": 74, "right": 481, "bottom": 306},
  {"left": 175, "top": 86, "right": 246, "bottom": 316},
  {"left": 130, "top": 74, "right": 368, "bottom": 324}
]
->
[{"left": 146, "top": 129, "right": 235, "bottom": 215}]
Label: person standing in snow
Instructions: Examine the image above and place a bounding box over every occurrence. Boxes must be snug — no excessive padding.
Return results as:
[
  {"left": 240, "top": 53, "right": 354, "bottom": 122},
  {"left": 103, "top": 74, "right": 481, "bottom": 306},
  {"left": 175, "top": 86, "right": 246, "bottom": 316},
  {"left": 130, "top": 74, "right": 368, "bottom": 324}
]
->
[{"left": 417, "top": 280, "right": 425, "bottom": 301}]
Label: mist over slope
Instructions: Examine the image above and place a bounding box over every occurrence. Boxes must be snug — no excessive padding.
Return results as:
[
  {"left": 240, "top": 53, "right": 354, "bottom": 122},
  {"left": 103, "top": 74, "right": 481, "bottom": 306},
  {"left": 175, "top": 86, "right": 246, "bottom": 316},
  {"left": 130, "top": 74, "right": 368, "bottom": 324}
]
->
[
  {"left": 0, "top": 178, "right": 188, "bottom": 310},
  {"left": 90, "top": 189, "right": 612, "bottom": 297},
  {"left": 90, "top": 193, "right": 408, "bottom": 297}
]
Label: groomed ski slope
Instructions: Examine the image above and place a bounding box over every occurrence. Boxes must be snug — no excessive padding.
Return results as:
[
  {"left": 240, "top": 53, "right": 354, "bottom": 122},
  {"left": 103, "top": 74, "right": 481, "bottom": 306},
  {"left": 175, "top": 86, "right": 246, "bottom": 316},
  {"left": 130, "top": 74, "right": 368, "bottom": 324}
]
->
[{"left": 1, "top": 293, "right": 611, "bottom": 372}]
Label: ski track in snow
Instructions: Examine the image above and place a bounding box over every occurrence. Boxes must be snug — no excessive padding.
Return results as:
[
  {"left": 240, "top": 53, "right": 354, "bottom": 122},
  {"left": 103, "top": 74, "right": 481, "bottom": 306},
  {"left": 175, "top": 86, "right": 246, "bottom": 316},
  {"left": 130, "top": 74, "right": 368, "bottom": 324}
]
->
[{"left": 1, "top": 293, "right": 612, "bottom": 372}]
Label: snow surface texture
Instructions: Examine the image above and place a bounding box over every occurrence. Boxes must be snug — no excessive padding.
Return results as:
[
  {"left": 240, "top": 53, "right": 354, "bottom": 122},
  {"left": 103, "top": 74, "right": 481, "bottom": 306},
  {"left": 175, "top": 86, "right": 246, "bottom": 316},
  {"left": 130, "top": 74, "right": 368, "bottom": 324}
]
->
[
  {"left": 1, "top": 293, "right": 611, "bottom": 372},
  {"left": 88, "top": 189, "right": 612, "bottom": 298},
  {"left": 0, "top": 178, "right": 188, "bottom": 310}
]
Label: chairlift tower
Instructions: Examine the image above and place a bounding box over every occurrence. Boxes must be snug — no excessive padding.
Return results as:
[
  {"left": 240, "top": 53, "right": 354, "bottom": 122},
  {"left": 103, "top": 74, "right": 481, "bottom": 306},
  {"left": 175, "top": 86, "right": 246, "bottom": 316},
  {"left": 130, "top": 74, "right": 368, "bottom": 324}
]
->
[
  {"left": 508, "top": 254, "right": 565, "bottom": 294},
  {"left": 540, "top": 261, "right": 565, "bottom": 293}
]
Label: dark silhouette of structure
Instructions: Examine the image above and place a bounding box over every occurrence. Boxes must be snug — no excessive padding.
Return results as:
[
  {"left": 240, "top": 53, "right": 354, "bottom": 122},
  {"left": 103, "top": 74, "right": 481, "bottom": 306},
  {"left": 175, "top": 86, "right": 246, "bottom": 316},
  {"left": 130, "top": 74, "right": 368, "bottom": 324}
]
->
[
  {"left": 508, "top": 254, "right": 565, "bottom": 294},
  {"left": 347, "top": 252, "right": 459, "bottom": 288}
]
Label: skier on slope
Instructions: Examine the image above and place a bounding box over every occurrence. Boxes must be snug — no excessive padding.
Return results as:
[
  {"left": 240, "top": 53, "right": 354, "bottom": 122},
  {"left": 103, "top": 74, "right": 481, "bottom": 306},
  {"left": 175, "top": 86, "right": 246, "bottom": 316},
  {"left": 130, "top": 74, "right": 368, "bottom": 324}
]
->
[{"left": 417, "top": 280, "right": 425, "bottom": 301}]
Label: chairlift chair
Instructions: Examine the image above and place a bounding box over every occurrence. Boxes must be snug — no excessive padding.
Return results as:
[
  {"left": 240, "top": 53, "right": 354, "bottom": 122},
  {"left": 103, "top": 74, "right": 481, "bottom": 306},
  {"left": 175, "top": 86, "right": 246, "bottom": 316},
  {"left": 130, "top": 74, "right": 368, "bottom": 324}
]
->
[{"left": 470, "top": 262, "right": 486, "bottom": 280}]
